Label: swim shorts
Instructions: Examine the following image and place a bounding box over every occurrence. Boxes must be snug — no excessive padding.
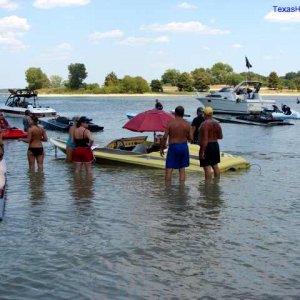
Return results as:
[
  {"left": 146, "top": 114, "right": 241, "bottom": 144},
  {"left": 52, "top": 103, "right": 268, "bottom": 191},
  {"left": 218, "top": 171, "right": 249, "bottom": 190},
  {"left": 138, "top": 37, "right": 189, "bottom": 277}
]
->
[
  {"left": 72, "top": 147, "right": 94, "bottom": 163},
  {"left": 199, "top": 142, "right": 220, "bottom": 167},
  {"left": 166, "top": 142, "right": 189, "bottom": 169}
]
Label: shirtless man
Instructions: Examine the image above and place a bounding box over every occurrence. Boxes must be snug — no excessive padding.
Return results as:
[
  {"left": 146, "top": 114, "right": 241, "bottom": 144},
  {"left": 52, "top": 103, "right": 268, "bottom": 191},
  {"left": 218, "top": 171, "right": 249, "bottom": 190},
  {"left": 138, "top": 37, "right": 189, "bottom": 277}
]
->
[
  {"left": 160, "top": 106, "right": 192, "bottom": 183},
  {"left": 199, "top": 107, "right": 223, "bottom": 180},
  {"left": 20, "top": 115, "right": 48, "bottom": 171}
]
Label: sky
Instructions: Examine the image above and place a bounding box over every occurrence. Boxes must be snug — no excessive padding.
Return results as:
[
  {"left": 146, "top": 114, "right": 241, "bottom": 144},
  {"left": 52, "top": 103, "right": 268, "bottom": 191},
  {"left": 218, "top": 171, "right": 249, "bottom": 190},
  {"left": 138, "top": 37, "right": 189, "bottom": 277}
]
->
[{"left": 0, "top": 0, "right": 300, "bottom": 88}]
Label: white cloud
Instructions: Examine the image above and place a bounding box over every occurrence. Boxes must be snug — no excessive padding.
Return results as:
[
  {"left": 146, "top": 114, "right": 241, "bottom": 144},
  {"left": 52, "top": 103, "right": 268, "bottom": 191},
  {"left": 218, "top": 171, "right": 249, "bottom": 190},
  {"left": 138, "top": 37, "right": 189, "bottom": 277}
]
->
[
  {"left": 0, "top": 0, "right": 19, "bottom": 10},
  {"left": 0, "top": 15, "right": 30, "bottom": 50},
  {"left": 36, "top": 42, "right": 72, "bottom": 61},
  {"left": 33, "top": 0, "right": 90, "bottom": 9},
  {"left": 264, "top": 11, "right": 300, "bottom": 23},
  {"left": 232, "top": 43, "right": 242, "bottom": 48},
  {"left": 141, "top": 21, "right": 230, "bottom": 35},
  {"left": 89, "top": 30, "right": 124, "bottom": 43},
  {"left": 177, "top": 2, "right": 197, "bottom": 9},
  {"left": 117, "top": 36, "right": 170, "bottom": 46},
  {"left": 202, "top": 46, "right": 210, "bottom": 51}
]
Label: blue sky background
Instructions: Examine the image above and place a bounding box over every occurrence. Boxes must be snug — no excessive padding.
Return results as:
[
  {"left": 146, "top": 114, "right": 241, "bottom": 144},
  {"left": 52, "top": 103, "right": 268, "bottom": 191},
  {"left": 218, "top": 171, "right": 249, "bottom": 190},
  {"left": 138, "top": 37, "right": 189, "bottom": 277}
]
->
[{"left": 0, "top": 0, "right": 300, "bottom": 88}]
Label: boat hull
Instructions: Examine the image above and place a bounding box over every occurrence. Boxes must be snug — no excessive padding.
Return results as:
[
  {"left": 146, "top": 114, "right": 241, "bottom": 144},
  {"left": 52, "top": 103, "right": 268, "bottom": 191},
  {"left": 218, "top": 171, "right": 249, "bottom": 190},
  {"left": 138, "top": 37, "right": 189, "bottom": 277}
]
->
[
  {"left": 2, "top": 129, "right": 28, "bottom": 139},
  {"left": 0, "top": 106, "right": 57, "bottom": 118},
  {"left": 51, "top": 137, "right": 250, "bottom": 173}
]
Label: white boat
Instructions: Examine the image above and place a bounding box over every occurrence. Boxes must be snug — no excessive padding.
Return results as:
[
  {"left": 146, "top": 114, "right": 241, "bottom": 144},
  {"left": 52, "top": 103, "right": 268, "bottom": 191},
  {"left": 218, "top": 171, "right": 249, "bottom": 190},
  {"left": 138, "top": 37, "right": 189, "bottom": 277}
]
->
[
  {"left": 267, "top": 105, "right": 300, "bottom": 120},
  {"left": 196, "top": 81, "right": 275, "bottom": 115},
  {"left": 0, "top": 89, "right": 57, "bottom": 118}
]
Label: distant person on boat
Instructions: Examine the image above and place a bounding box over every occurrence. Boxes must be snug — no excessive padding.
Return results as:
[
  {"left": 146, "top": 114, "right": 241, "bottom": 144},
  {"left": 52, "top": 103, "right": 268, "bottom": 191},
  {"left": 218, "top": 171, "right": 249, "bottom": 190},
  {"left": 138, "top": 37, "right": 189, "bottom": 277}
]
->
[
  {"left": 0, "top": 113, "right": 10, "bottom": 130},
  {"left": 282, "top": 105, "right": 292, "bottom": 115},
  {"left": 160, "top": 106, "right": 192, "bottom": 183},
  {"left": 19, "top": 115, "right": 48, "bottom": 172},
  {"left": 155, "top": 99, "right": 163, "bottom": 110},
  {"left": 199, "top": 107, "right": 223, "bottom": 180},
  {"left": 147, "top": 134, "right": 163, "bottom": 153},
  {"left": 22, "top": 110, "right": 31, "bottom": 132},
  {"left": 72, "top": 116, "right": 94, "bottom": 174},
  {"left": 191, "top": 107, "right": 205, "bottom": 144},
  {"left": 297, "top": 98, "right": 300, "bottom": 104},
  {"left": 66, "top": 116, "right": 79, "bottom": 163}
]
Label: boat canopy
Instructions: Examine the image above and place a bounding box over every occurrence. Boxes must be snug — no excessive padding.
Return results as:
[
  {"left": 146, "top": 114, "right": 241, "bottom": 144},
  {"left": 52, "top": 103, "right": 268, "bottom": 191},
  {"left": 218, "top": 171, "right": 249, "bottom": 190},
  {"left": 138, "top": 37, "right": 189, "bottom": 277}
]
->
[{"left": 5, "top": 89, "right": 38, "bottom": 106}]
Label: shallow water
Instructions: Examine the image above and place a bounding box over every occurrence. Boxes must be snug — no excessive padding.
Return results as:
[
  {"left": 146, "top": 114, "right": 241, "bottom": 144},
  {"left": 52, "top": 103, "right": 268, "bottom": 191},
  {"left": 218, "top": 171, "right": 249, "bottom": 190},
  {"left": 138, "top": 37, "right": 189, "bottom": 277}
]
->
[{"left": 0, "top": 95, "right": 300, "bottom": 299}]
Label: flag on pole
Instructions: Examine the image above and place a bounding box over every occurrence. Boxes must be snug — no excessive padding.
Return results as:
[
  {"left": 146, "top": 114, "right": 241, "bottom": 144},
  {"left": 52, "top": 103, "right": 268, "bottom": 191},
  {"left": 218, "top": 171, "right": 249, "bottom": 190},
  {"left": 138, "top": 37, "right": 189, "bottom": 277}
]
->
[{"left": 245, "top": 56, "right": 252, "bottom": 69}]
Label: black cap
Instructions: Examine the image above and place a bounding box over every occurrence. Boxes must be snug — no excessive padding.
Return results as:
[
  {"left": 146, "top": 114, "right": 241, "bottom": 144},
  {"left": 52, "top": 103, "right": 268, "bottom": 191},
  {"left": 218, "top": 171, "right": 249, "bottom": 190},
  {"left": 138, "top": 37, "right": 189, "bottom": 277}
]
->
[{"left": 78, "top": 116, "right": 92, "bottom": 124}]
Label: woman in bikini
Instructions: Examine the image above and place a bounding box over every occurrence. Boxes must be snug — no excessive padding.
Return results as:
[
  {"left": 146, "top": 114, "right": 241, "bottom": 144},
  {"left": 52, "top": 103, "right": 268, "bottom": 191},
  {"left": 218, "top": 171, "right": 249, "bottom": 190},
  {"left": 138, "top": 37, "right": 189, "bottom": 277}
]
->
[
  {"left": 72, "top": 116, "right": 94, "bottom": 173},
  {"left": 66, "top": 116, "right": 79, "bottom": 163},
  {"left": 20, "top": 115, "right": 48, "bottom": 171}
]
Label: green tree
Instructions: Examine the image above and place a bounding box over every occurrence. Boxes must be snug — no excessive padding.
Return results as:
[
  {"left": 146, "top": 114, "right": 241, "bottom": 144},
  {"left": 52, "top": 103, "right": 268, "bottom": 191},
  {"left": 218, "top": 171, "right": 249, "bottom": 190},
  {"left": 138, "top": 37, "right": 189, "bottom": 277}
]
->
[
  {"left": 150, "top": 79, "right": 163, "bottom": 92},
  {"left": 104, "top": 72, "right": 118, "bottom": 86},
  {"left": 161, "top": 69, "right": 180, "bottom": 86},
  {"left": 50, "top": 75, "right": 63, "bottom": 88},
  {"left": 191, "top": 68, "right": 211, "bottom": 91},
  {"left": 268, "top": 71, "right": 279, "bottom": 89},
  {"left": 25, "top": 67, "right": 49, "bottom": 90},
  {"left": 176, "top": 72, "right": 193, "bottom": 92},
  {"left": 135, "top": 76, "right": 150, "bottom": 93},
  {"left": 211, "top": 62, "right": 233, "bottom": 84},
  {"left": 66, "top": 63, "right": 88, "bottom": 89},
  {"left": 225, "top": 73, "right": 244, "bottom": 86}
]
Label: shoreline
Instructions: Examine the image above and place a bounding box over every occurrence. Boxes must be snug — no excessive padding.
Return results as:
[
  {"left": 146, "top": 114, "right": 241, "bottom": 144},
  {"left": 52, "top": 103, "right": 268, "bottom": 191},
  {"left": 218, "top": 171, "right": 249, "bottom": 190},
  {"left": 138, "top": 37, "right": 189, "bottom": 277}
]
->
[{"left": 38, "top": 92, "right": 300, "bottom": 98}]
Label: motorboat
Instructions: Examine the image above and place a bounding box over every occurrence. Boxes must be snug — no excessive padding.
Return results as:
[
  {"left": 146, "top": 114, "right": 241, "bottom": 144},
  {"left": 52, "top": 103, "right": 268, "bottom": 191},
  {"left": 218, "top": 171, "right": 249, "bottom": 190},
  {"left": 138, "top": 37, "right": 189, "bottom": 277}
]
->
[
  {"left": 2, "top": 128, "right": 27, "bottom": 139},
  {"left": 50, "top": 136, "right": 250, "bottom": 173},
  {"left": 263, "top": 105, "right": 300, "bottom": 120},
  {"left": 0, "top": 89, "right": 57, "bottom": 118},
  {"left": 126, "top": 113, "right": 137, "bottom": 120},
  {"left": 40, "top": 116, "right": 104, "bottom": 132},
  {"left": 213, "top": 115, "right": 293, "bottom": 126},
  {"left": 195, "top": 81, "right": 276, "bottom": 115}
]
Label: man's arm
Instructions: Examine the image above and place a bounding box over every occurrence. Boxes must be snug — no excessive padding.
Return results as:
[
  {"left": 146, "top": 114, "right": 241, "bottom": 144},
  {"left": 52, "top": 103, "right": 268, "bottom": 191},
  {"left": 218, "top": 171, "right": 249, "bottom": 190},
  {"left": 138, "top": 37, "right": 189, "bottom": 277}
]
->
[
  {"left": 199, "top": 123, "right": 208, "bottom": 159},
  {"left": 217, "top": 123, "right": 223, "bottom": 140},
  {"left": 160, "top": 124, "right": 170, "bottom": 156}
]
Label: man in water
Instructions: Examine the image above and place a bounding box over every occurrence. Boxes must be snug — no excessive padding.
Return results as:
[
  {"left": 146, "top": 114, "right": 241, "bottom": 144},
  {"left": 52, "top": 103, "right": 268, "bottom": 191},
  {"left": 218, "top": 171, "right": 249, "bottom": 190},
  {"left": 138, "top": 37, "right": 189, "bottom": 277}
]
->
[
  {"left": 199, "top": 107, "right": 223, "bottom": 180},
  {"left": 191, "top": 107, "right": 205, "bottom": 144},
  {"left": 160, "top": 106, "right": 192, "bottom": 183},
  {"left": 155, "top": 99, "right": 163, "bottom": 110},
  {"left": 23, "top": 110, "right": 31, "bottom": 132}
]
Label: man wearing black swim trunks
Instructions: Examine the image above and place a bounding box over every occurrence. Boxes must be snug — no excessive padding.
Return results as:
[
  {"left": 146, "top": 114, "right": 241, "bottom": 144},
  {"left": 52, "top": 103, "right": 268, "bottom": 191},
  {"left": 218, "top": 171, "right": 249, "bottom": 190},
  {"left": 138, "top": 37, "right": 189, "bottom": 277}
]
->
[{"left": 199, "top": 107, "right": 223, "bottom": 180}]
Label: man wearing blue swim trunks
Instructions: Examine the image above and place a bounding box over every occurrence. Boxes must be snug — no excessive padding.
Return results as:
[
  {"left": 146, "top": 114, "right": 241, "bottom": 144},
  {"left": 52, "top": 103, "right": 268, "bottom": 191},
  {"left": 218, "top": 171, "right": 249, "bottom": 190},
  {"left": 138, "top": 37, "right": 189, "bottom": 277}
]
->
[{"left": 160, "top": 106, "right": 192, "bottom": 183}]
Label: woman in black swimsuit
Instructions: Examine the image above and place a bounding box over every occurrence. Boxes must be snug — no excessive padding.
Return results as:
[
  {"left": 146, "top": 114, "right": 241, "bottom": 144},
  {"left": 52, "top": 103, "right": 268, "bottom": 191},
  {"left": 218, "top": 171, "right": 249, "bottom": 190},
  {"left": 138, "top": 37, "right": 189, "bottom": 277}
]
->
[{"left": 20, "top": 115, "right": 48, "bottom": 171}]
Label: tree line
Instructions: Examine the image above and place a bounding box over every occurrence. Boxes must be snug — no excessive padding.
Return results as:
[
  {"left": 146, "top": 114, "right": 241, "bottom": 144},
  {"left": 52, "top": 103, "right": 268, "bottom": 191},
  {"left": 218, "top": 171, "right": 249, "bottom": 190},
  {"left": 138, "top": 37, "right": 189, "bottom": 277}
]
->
[{"left": 25, "top": 62, "right": 300, "bottom": 94}]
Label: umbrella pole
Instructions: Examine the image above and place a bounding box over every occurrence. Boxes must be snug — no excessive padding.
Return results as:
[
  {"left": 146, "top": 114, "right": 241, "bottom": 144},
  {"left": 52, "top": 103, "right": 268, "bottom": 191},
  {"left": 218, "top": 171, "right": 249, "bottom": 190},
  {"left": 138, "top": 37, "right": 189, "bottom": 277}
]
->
[{"left": 153, "top": 132, "right": 156, "bottom": 141}]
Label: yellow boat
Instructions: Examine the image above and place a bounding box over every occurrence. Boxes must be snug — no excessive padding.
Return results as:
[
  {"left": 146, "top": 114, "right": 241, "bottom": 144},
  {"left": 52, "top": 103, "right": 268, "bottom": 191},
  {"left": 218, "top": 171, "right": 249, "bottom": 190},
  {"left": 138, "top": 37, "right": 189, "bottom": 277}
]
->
[{"left": 50, "top": 136, "right": 250, "bottom": 173}]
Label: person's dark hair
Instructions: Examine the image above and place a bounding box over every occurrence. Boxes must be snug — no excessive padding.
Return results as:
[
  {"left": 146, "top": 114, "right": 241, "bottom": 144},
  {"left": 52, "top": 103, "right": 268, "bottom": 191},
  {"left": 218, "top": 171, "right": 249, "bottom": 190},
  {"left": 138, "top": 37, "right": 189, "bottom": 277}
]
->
[
  {"left": 25, "top": 110, "right": 30, "bottom": 116},
  {"left": 175, "top": 105, "right": 184, "bottom": 117},
  {"left": 197, "top": 107, "right": 203, "bottom": 116},
  {"left": 77, "top": 116, "right": 90, "bottom": 127},
  {"left": 30, "top": 115, "right": 39, "bottom": 124}
]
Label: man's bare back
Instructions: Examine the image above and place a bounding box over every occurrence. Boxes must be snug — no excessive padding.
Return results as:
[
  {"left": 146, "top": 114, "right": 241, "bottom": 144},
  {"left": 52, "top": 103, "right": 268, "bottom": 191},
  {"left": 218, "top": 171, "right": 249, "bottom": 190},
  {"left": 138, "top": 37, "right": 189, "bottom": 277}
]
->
[{"left": 165, "top": 118, "right": 192, "bottom": 144}]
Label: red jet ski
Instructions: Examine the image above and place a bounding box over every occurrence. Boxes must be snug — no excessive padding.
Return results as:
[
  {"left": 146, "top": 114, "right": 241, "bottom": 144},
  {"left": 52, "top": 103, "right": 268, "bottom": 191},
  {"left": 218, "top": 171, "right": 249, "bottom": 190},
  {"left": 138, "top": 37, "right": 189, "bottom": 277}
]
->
[{"left": 2, "top": 128, "right": 27, "bottom": 139}]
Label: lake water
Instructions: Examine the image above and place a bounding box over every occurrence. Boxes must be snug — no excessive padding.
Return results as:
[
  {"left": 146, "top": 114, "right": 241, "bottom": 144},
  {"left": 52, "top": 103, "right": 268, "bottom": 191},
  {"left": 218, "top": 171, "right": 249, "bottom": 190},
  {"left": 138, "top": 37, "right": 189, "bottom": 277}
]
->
[{"left": 0, "top": 95, "right": 299, "bottom": 299}]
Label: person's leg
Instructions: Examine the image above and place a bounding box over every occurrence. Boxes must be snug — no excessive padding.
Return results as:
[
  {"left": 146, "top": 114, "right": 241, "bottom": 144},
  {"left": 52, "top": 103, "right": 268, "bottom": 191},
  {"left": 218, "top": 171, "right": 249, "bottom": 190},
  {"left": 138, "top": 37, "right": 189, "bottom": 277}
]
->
[
  {"left": 85, "top": 162, "right": 92, "bottom": 174},
  {"left": 179, "top": 168, "right": 186, "bottom": 182},
  {"left": 165, "top": 168, "right": 173, "bottom": 183},
  {"left": 212, "top": 164, "right": 220, "bottom": 178},
  {"left": 203, "top": 166, "right": 213, "bottom": 180},
  {"left": 36, "top": 153, "right": 45, "bottom": 172},
  {"left": 66, "top": 147, "right": 73, "bottom": 163},
  {"left": 27, "top": 151, "right": 35, "bottom": 171},
  {"left": 75, "top": 162, "right": 82, "bottom": 173}
]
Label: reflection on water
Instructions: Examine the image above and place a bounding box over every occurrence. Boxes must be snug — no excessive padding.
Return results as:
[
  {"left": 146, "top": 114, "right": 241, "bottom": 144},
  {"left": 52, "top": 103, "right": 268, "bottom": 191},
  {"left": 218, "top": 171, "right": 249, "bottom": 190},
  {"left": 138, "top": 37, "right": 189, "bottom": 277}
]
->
[
  {"left": 198, "top": 179, "right": 223, "bottom": 208},
  {"left": 71, "top": 172, "right": 94, "bottom": 207},
  {"left": 28, "top": 171, "right": 46, "bottom": 204}
]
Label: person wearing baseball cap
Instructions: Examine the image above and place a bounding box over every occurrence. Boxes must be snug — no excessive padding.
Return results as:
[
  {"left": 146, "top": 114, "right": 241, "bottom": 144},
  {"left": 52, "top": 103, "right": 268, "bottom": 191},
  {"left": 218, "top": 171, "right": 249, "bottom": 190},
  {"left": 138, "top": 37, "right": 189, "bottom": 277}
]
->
[
  {"left": 191, "top": 107, "right": 205, "bottom": 144},
  {"left": 198, "top": 106, "right": 223, "bottom": 180}
]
